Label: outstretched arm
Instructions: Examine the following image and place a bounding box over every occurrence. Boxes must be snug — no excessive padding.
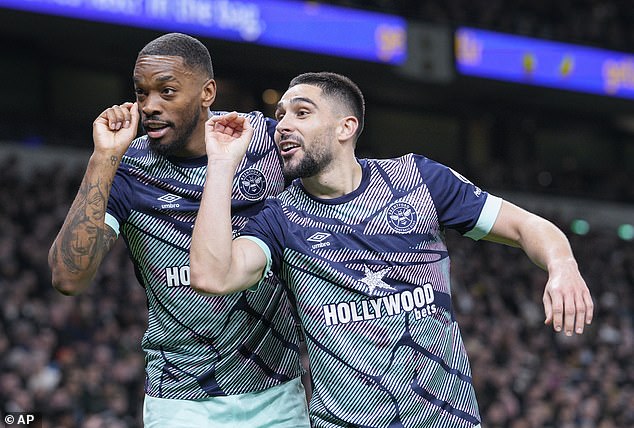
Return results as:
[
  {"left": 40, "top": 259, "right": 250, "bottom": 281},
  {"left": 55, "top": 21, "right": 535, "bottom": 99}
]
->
[
  {"left": 484, "top": 200, "right": 594, "bottom": 336},
  {"left": 48, "top": 102, "right": 139, "bottom": 295},
  {"left": 190, "top": 112, "right": 269, "bottom": 295}
]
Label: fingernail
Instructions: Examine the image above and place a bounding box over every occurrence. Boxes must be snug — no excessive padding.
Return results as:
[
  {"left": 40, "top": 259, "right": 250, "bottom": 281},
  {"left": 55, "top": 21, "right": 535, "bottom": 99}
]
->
[
  {"left": 576, "top": 328, "right": 583, "bottom": 334},
  {"left": 566, "top": 331, "right": 572, "bottom": 336}
]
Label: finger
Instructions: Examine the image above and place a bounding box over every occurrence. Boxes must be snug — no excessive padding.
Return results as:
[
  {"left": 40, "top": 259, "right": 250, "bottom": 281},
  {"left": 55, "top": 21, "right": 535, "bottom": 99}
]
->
[
  {"left": 129, "top": 102, "right": 140, "bottom": 129},
  {"left": 549, "top": 292, "right": 564, "bottom": 333},
  {"left": 103, "top": 106, "right": 119, "bottom": 131},
  {"left": 206, "top": 115, "right": 225, "bottom": 130},
  {"left": 104, "top": 105, "right": 128, "bottom": 131},
  {"left": 542, "top": 291, "right": 553, "bottom": 326},
  {"left": 118, "top": 102, "right": 134, "bottom": 129},
  {"left": 242, "top": 116, "right": 252, "bottom": 131},
  {"left": 572, "top": 292, "right": 587, "bottom": 335},
  {"left": 562, "top": 292, "right": 577, "bottom": 336},
  {"left": 583, "top": 289, "right": 594, "bottom": 325}
]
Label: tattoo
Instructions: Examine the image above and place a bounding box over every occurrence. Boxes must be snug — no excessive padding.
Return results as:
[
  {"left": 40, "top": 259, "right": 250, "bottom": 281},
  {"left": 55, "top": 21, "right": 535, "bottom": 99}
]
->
[
  {"left": 110, "top": 155, "right": 118, "bottom": 166},
  {"left": 58, "top": 177, "right": 112, "bottom": 274}
]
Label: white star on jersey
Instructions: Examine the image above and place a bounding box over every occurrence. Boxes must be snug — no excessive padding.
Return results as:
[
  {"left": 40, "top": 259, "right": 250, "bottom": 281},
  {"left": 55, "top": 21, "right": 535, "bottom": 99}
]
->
[{"left": 359, "top": 265, "right": 395, "bottom": 295}]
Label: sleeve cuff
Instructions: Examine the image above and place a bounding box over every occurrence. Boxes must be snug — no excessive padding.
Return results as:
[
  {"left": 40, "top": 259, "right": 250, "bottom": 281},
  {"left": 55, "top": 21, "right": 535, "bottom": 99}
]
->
[
  {"left": 104, "top": 212, "right": 120, "bottom": 237},
  {"left": 464, "top": 195, "right": 503, "bottom": 241},
  {"left": 234, "top": 235, "right": 273, "bottom": 292}
]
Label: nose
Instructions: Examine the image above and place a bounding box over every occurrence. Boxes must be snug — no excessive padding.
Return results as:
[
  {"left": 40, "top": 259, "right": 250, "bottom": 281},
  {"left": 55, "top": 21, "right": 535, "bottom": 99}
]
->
[
  {"left": 275, "top": 115, "right": 292, "bottom": 135},
  {"left": 140, "top": 93, "right": 162, "bottom": 117}
]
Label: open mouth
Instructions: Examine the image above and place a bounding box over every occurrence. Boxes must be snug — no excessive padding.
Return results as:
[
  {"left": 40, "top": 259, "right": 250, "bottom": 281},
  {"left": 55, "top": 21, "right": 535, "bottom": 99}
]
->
[
  {"left": 144, "top": 121, "right": 170, "bottom": 139},
  {"left": 279, "top": 140, "right": 301, "bottom": 156}
]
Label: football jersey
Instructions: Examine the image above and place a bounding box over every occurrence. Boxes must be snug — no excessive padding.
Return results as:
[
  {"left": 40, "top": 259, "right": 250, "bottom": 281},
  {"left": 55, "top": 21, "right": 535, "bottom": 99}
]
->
[
  {"left": 240, "top": 154, "right": 502, "bottom": 427},
  {"left": 104, "top": 111, "right": 303, "bottom": 399}
]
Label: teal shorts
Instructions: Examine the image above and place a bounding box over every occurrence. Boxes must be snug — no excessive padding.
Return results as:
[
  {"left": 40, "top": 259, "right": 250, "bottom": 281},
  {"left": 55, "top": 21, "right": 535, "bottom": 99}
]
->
[{"left": 143, "top": 377, "right": 310, "bottom": 428}]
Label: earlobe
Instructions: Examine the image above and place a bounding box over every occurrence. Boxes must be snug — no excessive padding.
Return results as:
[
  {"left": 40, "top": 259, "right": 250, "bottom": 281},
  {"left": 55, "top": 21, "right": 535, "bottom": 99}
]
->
[{"left": 202, "top": 79, "right": 217, "bottom": 108}]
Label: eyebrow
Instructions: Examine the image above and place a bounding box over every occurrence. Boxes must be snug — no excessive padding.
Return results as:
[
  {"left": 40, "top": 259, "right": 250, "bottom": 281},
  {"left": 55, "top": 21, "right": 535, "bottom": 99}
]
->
[
  {"left": 133, "top": 74, "right": 177, "bottom": 84},
  {"left": 275, "top": 96, "right": 318, "bottom": 111}
]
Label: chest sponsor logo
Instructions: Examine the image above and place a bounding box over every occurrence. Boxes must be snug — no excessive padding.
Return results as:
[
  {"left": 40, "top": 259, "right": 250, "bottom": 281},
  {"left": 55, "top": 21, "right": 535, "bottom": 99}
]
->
[
  {"left": 157, "top": 193, "right": 182, "bottom": 209},
  {"left": 322, "top": 283, "right": 438, "bottom": 326},
  {"left": 165, "top": 266, "right": 190, "bottom": 287},
  {"left": 386, "top": 201, "right": 418, "bottom": 233},
  {"left": 238, "top": 168, "right": 267, "bottom": 200}
]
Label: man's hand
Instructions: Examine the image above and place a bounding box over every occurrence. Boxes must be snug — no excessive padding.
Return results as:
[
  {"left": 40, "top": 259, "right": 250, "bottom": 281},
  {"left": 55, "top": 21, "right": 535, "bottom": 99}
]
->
[
  {"left": 92, "top": 102, "right": 140, "bottom": 155},
  {"left": 543, "top": 263, "right": 594, "bottom": 336},
  {"left": 204, "top": 112, "right": 254, "bottom": 166}
]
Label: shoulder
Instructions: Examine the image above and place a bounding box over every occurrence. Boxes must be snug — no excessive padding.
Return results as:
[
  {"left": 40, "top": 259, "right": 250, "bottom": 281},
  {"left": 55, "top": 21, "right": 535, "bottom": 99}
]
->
[{"left": 366, "top": 154, "right": 442, "bottom": 180}]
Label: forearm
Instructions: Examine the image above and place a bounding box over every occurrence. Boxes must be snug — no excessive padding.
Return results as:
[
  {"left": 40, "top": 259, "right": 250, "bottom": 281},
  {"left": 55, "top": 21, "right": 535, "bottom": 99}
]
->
[
  {"left": 486, "top": 200, "right": 592, "bottom": 334},
  {"left": 190, "top": 159, "right": 237, "bottom": 294},
  {"left": 487, "top": 201, "right": 577, "bottom": 273},
  {"left": 515, "top": 214, "right": 577, "bottom": 274},
  {"left": 49, "top": 151, "right": 120, "bottom": 295}
]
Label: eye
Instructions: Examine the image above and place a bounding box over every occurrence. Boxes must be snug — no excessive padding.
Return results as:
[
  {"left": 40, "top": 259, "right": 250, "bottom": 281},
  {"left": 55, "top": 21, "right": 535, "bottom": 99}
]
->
[
  {"left": 162, "top": 88, "right": 176, "bottom": 96},
  {"left": 274, "top": 111, "right": 284, "bottom": 121},
  {"left": 297, "top": 109, "right": 309, "bottom": 117},
  {"left": 134, "top": 88, "right": 146, "bottom": 100}
]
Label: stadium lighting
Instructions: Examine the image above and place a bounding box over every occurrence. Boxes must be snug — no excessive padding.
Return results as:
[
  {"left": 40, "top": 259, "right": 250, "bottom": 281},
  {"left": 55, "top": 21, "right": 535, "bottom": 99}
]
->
[
  {"left": 570, "top": 219, "right": 590, "bottom": 235},
  {"left": 617, "top": 224, "right": 634, "bottom": 241}
]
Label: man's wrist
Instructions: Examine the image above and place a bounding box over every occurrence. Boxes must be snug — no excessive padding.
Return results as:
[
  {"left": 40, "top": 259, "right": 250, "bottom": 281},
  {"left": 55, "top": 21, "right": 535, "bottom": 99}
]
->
[{"left": 207, "top": 157, "right": 241, "bottom": 171}]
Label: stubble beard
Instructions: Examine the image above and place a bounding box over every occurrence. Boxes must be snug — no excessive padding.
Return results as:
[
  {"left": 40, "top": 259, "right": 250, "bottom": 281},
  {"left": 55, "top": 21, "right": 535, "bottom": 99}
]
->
[
  {"left": 282, "top": 131, "right": 334, "bottom": 182},
  {"left": 148, "top": 105, "right": 201, "bottom": 156}
]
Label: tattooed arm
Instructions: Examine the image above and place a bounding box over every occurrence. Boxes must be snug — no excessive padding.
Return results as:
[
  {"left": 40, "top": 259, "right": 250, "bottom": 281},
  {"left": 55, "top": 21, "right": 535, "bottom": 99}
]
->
[{"left": 49, "top": 103, "right": 139, "bottom": 295}]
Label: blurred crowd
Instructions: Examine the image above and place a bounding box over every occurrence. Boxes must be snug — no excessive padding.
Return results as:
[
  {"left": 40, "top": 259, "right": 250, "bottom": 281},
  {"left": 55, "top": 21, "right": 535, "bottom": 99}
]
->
[
  {"left": 0, "top": 157, "right": 147, "bottom": 427},
  {"left": 0, "top": 144, "right": 632, "bottom": 428},
  {"left": 471, "top": 157, "right": 634, "bottom": 204},
  {"left": 327, "top": 0, "right": 634, "bottom": 53}
]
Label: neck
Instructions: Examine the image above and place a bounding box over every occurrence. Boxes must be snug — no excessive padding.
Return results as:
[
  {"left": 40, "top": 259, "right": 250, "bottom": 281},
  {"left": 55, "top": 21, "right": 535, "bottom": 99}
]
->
[
  {"left": 170, "top": 121, "right": 207, "bottom": 158},
  {"left": 301, "top": 155, "right": 362, "bottom": 199}
]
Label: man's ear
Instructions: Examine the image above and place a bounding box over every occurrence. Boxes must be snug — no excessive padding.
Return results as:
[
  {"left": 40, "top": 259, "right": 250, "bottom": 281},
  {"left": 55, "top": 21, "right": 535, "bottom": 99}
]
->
[
  {"left": 202, "top": 79, "right": 217, "bottom": 108},
  {"left": 337, "top": 116, "right": 359, "bottom": 142}
]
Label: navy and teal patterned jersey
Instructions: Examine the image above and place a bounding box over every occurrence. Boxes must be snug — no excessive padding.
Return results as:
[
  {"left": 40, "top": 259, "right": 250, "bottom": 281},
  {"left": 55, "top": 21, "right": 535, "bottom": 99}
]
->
[
  {"left": 104, "top": 111, "right": 303, "bottom": 400},
  {"left": 240, "top": 154, "right": 503, "bottom": 428}
]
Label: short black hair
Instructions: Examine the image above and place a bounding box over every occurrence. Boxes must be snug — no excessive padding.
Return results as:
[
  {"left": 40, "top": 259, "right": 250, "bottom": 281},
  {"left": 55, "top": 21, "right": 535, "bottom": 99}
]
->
[
  {"left": 138, "top": 33, "right": 214, "bottom": 79},
  {"left": 289, "top": 72, "right": 365, "bottom": 138}
]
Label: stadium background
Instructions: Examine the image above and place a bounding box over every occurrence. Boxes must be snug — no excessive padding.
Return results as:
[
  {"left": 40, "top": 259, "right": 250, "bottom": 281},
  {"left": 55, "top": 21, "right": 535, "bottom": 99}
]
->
[{"left": 0, "top": 1, "right": 632, "bottom": 427}]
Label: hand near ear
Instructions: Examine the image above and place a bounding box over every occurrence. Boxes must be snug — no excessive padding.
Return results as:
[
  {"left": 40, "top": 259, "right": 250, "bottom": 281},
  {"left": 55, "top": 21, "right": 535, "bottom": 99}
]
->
[{"left": 204, "top": 112, "right": 253, "bottom": 166}]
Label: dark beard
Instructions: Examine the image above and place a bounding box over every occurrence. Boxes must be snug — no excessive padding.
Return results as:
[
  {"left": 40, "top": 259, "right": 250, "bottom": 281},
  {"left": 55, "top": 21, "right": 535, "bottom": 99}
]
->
[
  {"left": 148, "top": 107, "right": 200, "bottom": 156},
  {"left": 283, "top": 146, "right": 334, "bottom": 182}
]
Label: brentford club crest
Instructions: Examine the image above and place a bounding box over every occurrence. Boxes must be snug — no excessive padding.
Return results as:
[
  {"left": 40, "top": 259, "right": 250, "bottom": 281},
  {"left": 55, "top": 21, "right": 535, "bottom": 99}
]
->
[
  {"left": 386, "top": 201, "right": 418, "bottom": 233},
  {"left": 237, "top": 168, "right": 267, "bottom": 200}
]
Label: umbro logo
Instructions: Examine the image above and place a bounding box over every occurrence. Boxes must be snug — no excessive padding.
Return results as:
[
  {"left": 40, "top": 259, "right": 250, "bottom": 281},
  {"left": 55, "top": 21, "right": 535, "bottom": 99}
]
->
[
  {"left": 158, "top": 194, "right": 181, "bottom": 203},
  {"left": 157, "top": 193, "right": 181, "bottom": 209},
  {"left": 307, "top": 232, "right": 332, "bottom": 249},
  {"left": 307, "top": 232, "right": 331, "bottom": 243}
]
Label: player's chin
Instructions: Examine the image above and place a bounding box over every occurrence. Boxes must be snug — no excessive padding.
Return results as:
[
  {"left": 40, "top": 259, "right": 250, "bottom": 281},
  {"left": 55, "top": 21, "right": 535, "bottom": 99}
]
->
[
  {"left": 282, "top": 164, "right": 301, "bottom": 182},
  {"left": 148, "top": 137, "right": 177, "bottom": 156}
]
